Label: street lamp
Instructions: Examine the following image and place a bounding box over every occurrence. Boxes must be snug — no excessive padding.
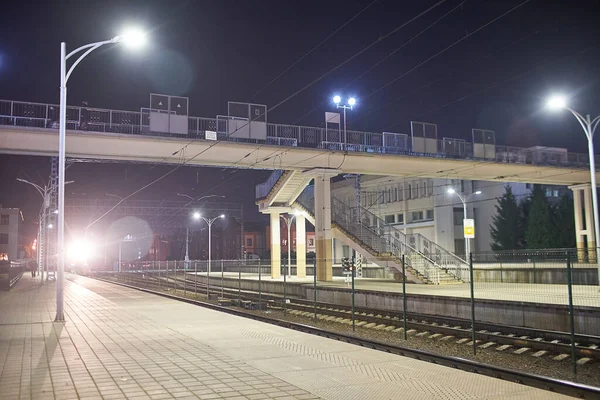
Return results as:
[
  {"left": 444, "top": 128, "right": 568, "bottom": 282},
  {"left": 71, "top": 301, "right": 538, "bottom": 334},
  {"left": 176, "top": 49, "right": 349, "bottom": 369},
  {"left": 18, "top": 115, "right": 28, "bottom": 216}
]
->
[
  {"left": 55, "top": 28, "right": 146, "bottom": 322},
  {"left": 546, "top": 94, "right": 600, "bottom": 270},
  {"left": 179, "top": 195, "right": 226, "bottom": 262},
  {"left": 193, "top": 213, "right": 225, "bottom": 275},
  {"left": 447, "top": 188, "right": 482, "bottom": 257},
  {"left": 18, "top": 178, "right": 73, "bottom": 280},
  {"left": 332, "top": 95, "right": 357, "bottom": 144}
]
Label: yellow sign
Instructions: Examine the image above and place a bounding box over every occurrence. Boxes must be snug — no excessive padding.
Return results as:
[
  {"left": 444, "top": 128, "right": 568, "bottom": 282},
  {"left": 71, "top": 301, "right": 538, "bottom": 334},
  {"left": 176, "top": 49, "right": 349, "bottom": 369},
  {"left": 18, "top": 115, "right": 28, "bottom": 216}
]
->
[{"left": 464, "top": 219, "right": 475, "bottom": 239}]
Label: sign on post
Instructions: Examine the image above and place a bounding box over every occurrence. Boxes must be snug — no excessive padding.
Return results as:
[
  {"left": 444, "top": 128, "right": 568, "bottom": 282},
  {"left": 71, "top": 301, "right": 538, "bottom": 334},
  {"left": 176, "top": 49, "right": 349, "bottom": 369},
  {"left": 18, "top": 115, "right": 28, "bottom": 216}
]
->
[{"left": 464, "top": 219, "right": 475, "bottom": 238}]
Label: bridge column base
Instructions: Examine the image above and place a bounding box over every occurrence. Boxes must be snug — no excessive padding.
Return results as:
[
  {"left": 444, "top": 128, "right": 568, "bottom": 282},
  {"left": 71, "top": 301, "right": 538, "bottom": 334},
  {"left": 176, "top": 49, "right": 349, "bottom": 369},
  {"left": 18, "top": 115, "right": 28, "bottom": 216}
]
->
[{"left": 270, "top": 212, "right": 281, "bottom": 279}]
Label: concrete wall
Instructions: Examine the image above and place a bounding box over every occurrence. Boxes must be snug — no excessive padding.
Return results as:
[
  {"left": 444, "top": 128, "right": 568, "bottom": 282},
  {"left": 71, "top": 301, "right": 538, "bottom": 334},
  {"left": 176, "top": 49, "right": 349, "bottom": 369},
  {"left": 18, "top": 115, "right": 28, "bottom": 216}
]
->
[
  {"left": 307, "top": 286, "right": 599, "bottom": 335},
  {"left": 472, "top": 267, "right": 599, "bottom": 285}
]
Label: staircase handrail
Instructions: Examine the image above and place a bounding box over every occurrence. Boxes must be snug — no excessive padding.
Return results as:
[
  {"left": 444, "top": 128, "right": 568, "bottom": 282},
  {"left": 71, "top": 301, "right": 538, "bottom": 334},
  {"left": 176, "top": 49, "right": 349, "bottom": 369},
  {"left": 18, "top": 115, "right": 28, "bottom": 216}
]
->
[{"left": 255, "top": 170, "right": 285, "bottom": 200}]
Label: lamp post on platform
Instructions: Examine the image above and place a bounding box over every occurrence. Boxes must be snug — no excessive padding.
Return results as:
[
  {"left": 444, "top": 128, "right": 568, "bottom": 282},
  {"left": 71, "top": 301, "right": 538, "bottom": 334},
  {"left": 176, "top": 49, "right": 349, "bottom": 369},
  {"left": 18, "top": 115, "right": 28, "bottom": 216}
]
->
[
  {"left": 193, "top": 212, "right": 225, "bottom": 276},
  {"left": 55, "top": 28, "right": 146, "bottom": 322},
  {"left": 447, "top": 188, "right": 481, "bottom": 257},
  {"left": 547, "top": 95, "right": 600, "bottom": 273}
]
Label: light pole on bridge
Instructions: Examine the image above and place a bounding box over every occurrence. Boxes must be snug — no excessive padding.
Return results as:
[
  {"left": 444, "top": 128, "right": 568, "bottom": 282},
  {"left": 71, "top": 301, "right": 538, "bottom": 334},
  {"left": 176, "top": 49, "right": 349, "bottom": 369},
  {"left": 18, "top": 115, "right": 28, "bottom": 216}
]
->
[
  {"left": 332, "top": 96, "right": 356, "bottom": 144},
  {"left": 55, "top": 29, "right": 146, "bottom": 322}
]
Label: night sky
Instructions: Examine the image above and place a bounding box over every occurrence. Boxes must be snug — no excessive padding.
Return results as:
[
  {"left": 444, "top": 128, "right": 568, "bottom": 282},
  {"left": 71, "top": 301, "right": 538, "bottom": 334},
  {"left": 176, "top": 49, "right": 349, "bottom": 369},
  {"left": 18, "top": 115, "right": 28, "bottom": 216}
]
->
[{"left": 1, "top": 0, "right": 600, "bottom": 242}]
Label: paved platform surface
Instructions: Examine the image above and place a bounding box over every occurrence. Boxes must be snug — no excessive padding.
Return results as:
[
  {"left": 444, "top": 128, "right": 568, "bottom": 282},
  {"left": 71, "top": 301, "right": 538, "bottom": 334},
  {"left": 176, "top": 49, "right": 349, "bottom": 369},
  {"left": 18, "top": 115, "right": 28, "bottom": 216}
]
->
[
  {"left": 190, "top": 272, "right": 600, "bottom": 308},
  {"left": 0, "top": 274, "right": 572, "bottom": 399}
]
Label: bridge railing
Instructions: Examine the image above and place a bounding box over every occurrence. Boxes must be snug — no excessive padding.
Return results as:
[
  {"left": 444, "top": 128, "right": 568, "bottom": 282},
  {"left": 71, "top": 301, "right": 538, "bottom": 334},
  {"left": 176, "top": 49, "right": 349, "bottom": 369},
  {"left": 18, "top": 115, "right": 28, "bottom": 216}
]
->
[{"left": 1, "top": 99, "right": 597, "bottom": 169}]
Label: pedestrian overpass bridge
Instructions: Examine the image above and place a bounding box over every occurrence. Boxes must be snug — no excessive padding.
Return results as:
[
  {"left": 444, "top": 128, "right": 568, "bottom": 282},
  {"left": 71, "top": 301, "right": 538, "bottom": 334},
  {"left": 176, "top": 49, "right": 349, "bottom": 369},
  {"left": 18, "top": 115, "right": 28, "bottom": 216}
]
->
[
  {"left": 1, "top": 99, "right": 598, "bottom": 283},
  {"left": 0, "top": 99, "right": 597, "bottom": 185}
]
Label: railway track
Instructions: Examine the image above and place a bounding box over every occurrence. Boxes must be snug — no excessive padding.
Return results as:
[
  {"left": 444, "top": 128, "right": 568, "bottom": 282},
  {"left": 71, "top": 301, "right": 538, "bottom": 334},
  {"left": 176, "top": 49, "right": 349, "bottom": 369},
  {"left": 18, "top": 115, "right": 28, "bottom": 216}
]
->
[
  {"left": 93, "top": 273, "right": 600, "bottom": 399},
  {"left": 102, "top": 273, "right": 600, "bottom": 364}
]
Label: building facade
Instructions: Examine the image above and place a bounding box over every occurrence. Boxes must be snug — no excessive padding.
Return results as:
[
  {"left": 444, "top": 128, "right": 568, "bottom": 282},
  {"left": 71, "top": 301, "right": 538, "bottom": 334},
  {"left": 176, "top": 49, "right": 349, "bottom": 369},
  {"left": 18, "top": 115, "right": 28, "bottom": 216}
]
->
[
  {"left": 331, "top": 176, "right": 566, "bottom": 260},
  {"left": 0, "top": 208, "right": 23, "bottom": 261}
]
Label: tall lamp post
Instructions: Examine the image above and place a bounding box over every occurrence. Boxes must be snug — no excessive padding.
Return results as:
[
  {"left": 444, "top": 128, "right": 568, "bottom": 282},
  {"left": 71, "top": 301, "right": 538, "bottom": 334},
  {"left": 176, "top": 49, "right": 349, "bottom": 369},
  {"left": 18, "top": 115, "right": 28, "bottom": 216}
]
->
[
  {"left": 547, "top": 95, "right": 600, "bottom": 270},
  {"left": 177, "top": 194, "right": 225, "bottom": 264},
  {"left": 18, "top": 178, "right": 73, "bottom": 280},
  {"left": 55, "top": 29, "right": 146, "bottom": 322},
  {"left": 332, "top": 95, "right": 356, "bottom": 144},
  {"left": 280, "top": 213, "right": 295, "bottom": 278},
  {"left": 447, "top": 188, "right": 482, "bottom": 257},
  {"left": 193, "top": 212, "right": 225, "bottom": 275}
]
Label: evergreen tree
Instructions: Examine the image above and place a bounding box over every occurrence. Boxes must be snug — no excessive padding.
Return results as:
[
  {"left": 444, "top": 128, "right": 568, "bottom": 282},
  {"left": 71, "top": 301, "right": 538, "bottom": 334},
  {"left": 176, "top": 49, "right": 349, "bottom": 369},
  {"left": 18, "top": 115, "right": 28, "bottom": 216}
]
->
[
  {"left": 519, "top": 196, "right": 531, "bottom": 248},
  {"left": 490, "top": 185, "right": 522, "bottom": 250},
  {"left": 525, "top": 185, "right": 554, "bottom": 249},
  {"left": 552, "top": 194, "right": 576, "bottom": 248}
]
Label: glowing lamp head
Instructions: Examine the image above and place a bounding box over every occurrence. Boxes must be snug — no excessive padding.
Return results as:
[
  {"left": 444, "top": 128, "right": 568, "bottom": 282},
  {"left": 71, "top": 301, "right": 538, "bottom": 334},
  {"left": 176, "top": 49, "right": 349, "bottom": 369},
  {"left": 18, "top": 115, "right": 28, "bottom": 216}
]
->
[
  {"left": 348, "top": 97, "right": 356, "bottom": 106},
  {"left": 475, "top": 190, "right": 482, "bottom": 195},
  {"left": 220, "top": 214, "right": 225, "bottom": 219},
  {"left": 447, "top": 188, "right": 456, "bottom": 194},
  {"left": 192, "top": 212, "right": 201, "bottom": 220},
  {"left": 546, "top": 95, "right": 567, "bottom": 111},
  {"left": 117, "top": 28, "right": 147, "bottom": 49},
  {"left": 47, "top": 224, "right": 54, "bottom": 229},
  {"left": 333, "top": 95, "right": 341, "bottom": 104}
]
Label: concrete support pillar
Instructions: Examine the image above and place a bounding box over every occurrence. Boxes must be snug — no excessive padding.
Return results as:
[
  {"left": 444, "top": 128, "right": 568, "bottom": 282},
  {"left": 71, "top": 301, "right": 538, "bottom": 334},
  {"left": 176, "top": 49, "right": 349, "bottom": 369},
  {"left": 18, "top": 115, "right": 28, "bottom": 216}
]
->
[
  {"left": 315, "top": 174, "right": 333, "bottom": 281},
  {"left": 584, "top": 186, "right": 597, "bottom": 262},
  {"left": 269, "top": 212, "right": 281, "bottom": 279},
  {"left": 570, "top": 184, "right": 596, "bottom": 263},
  {"left": 296, "top": 214, "right": 306, "bottom": 278}
]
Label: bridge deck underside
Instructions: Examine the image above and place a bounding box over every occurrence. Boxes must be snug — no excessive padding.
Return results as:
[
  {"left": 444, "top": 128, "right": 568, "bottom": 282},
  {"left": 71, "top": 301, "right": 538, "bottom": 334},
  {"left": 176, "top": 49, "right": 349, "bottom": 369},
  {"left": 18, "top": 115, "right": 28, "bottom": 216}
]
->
[{"left": 0, "top": 126, "right": 595, "bottom": 185}]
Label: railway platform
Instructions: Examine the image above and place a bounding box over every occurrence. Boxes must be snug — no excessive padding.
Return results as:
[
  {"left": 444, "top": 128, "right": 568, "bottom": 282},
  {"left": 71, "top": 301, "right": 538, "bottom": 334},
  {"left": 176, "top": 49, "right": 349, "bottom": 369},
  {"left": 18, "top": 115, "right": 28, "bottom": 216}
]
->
[{"left": 0, "top": 274, "right": 574, "bottom": 399}]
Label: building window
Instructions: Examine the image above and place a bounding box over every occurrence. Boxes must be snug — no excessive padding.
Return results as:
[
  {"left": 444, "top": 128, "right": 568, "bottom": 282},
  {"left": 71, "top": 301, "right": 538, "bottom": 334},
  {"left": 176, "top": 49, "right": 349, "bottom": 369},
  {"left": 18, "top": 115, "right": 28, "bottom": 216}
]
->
[
  {"left": 398, "top": 185, "right": 403, "bottom": 201},
  {"left": 427, "top": 181, "right": 434, "bottom": 196},
  {"left": 411, "top": 211, "right": 423, "bottom": 221},
  {"left": 342, "top": 245, "right": 350, "bottom": 259},
  {"left": 379, "top": 191, "right": 385, "bottom": 204},
  {"left": 0, "top": 215, "right": 8, "bottom": 225},
  {"left": 453, "top": 208, "right": 463, "bottom": 226},
  {"left": 526, "top": 183, "right": 533, "bottom": 190},
  {"left": 397, "top": 213, "right": 404, "bottom": 224},
  {"left": 392, "top": 187, "right": 398, "bottom": 202},
  {"left": 407, "top": 185, "right": 412, "bottom": 200},
  {"left": 0, "top": 233, "right": 8, "bottom": 245},
  {"left": 426, "top": 209, "right": 434, "bottom": 220},
  {"left": 384, "top": 215, "right": 395, "bottom": 224},
  {"left": 385, "top": 188, "right": 391, "bottom": 203},
  {"left": 421, "top": 181, "right": 427, "bottom": 197},
  {"left": 454, "top": 239, "right": 465, "bottom": 256},
  {"left": 553, "top": 190, "right": 559, "bottom": 197},
  {"left": 246, "top": 238, "right": 253, "bottom": 247},
  {"left": 412, "top": 183, "right": 418, "bottom": 199}
]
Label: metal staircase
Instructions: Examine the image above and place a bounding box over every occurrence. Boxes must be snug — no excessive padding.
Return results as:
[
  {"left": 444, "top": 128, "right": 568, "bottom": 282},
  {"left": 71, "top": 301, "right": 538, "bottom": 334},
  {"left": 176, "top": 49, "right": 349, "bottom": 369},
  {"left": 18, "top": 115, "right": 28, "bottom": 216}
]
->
[
  {"left": 294, "top": 186, "right": 465, "bottom": 284},
  {"left": 256, "top": 170, "right": 467, "bottom": 284}
]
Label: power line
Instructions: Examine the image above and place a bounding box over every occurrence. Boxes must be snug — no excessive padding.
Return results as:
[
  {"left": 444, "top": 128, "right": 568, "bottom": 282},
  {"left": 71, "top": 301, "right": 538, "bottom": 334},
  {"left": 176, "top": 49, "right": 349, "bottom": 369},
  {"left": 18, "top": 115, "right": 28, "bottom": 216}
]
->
[
  {"left": 362, "top": 0, "right": 532, "bottom": 103},
  {"left": 250, "top": 0, "right": 379, "bottom": 100},
  {"left": 292, "top": 0, "right": 467, "bottom": 125},
  {"left": 82, "top": 2, "right": 451, "bottom": 229}
]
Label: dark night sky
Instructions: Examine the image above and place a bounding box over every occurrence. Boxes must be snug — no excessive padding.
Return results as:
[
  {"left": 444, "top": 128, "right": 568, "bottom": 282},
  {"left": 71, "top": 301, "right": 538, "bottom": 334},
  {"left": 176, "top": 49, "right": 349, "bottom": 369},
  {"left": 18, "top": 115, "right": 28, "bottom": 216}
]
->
[{"left": 1, "top": 0, "right": 600, "bottom": 242}]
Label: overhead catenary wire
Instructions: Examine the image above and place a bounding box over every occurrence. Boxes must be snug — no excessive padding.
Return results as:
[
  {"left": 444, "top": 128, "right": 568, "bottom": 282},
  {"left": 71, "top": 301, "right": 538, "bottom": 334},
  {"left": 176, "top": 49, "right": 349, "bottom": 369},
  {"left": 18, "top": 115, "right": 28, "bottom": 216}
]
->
[
  {"left": 82, "top": 1, "right": 451, "bottom": 229},
  {"left": 292, "top": 0, "right": 468, "bottom": 125},
  {"left": 250, "top": 0, "right": 379, "bottom": 100}
]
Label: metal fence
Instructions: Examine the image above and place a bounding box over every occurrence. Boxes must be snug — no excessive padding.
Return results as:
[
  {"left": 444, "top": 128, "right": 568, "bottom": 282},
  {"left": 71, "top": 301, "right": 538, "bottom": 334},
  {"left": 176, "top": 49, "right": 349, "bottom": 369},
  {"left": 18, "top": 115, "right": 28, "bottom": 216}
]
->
[
  {"left": 1, "top": 99, "right": 596, "bottom": 168},
  {"left": 98, "top": 249, "right": 600, "bottom": 380}
]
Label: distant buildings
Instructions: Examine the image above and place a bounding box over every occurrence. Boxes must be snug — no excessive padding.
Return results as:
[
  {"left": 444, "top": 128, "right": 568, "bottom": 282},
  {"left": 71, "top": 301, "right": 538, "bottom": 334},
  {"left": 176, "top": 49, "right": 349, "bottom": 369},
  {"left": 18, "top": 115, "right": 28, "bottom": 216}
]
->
[
  {"left": 331, "top": 176, "right": 569, "bottom": 259},
  {"left": 0, "top": 207, "right": 24, "bottom": 261}
]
